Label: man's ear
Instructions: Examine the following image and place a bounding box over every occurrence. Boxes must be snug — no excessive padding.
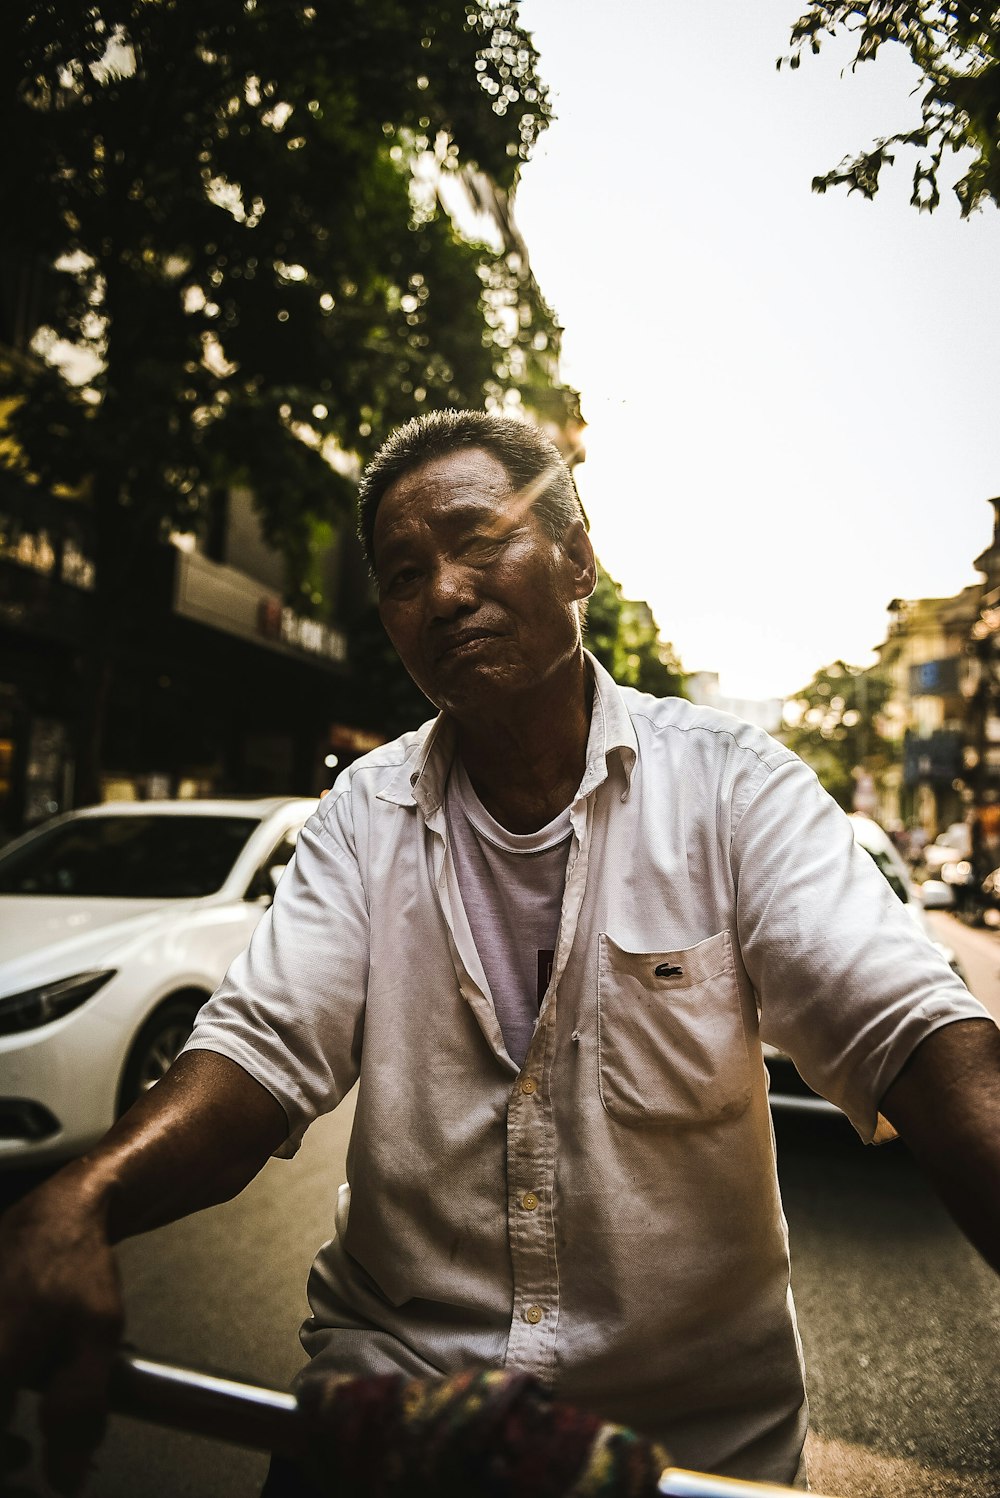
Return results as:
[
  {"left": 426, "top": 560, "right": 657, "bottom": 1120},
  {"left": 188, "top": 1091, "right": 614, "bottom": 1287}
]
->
[{"left": 560, "top": 519, "right": 597, "bottom": 602}]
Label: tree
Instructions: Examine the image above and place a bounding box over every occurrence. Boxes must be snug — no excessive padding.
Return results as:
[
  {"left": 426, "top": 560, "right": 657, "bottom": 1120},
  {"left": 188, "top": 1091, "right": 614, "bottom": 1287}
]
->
[
  {"left": 584, "top": 564, "right": 686, "bottom": 698},
  {"left": 781, "top": 659, "right": 893, "bottom": 807},
  {"left": 780, "top": 3, "right": 1000, "bottom": 214},
  {"left": 1, "top": 0, "right": 577, "bottom": 793},
  {"left": 344, "top": 599, "right": 436, "bottom": 740}
]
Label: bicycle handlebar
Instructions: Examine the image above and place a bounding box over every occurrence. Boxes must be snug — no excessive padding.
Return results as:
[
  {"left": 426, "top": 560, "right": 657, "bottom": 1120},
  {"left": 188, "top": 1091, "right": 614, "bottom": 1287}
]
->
[{"left": 103, "top": 1351, "right": 828, "bottom": 1498}]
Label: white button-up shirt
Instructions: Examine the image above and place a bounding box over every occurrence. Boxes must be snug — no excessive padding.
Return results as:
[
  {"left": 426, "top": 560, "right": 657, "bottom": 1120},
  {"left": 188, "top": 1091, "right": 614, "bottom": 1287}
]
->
[{"left": 185, "top": 654, "right": 987, "bottom": 1482}]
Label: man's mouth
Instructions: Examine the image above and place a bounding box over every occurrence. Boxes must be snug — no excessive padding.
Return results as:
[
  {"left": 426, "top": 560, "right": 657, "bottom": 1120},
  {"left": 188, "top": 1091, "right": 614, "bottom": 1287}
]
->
[{"left": 435, "top": 628, "right": 500, "bottom": 661}]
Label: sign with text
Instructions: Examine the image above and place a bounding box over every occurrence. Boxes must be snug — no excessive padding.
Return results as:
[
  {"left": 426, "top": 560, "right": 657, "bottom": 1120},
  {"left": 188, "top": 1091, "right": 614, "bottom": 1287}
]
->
[{"left": 909, "top": 658, "right": 960, "bottom": 697}]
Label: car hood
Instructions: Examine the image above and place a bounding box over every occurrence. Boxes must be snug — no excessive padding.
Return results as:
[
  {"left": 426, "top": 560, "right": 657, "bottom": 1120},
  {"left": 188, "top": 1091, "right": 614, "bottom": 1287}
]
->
[{"left": 0, "top": 896, "right": 200, "bottom": 991}]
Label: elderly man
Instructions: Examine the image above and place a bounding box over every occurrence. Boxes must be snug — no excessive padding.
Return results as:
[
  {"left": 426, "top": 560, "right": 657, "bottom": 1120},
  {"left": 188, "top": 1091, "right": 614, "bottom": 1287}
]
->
[{"left": 1, "top": 410, "right": 998, "bottom": 1494}]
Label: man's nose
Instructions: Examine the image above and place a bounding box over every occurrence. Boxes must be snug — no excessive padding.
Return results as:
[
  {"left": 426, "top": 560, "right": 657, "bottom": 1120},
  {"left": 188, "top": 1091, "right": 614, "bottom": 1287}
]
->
[{"left": 428, "top": 560, "right": 476, "bottom": 618}]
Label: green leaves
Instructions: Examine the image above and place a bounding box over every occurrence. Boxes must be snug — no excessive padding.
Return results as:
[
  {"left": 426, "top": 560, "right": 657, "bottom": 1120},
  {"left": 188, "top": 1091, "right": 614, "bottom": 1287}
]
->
[
  {"left": 781, "top": 660, "right": 892, "bottom": 807},
  {"left": 780, "top": 2, "right": 1000, "bottom": 215},
  {"left": 584, "top": 564, "right": 686, "bottom": 698},
  {"left": 1, "top": 0, "right": 576, "bottom": 603}
]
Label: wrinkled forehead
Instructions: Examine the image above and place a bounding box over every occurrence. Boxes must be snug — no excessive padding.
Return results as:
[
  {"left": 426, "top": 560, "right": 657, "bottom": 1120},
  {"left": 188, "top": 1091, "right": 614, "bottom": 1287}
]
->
[{"left": 372, "top": 447, "right": 528, "bottom": 556}]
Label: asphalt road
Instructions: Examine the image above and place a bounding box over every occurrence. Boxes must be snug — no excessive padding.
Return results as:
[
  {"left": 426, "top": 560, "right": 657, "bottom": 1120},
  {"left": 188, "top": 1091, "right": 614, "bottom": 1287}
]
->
[
  {"left": 790, "top": 910, "right": 1000, "bottom": 1498},
  {"left": 926, "top": 909, "right": 1000, "bottom": 1026},
  {"left": 6, "top": 911, "right": 1000, "bottom": 1498}
]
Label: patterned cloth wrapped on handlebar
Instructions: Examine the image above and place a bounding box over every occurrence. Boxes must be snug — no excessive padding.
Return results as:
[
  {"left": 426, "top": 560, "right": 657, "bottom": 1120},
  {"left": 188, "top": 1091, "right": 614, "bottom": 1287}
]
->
[{"left": 296, "top": 1367, "right": 670, "bottom": 1498}]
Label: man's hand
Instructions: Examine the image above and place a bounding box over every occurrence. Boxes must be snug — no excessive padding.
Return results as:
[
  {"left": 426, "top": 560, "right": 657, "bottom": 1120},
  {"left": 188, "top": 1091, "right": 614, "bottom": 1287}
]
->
[
  {"left": 0, "top": 1165, "right": 123, "bottom": 1493},
  {"left": 881, "top": 1016, "right": 1000, "bottom": 1275},
  {"left": 0, "top": 1050, "right": 288, "bottom": 1491}
]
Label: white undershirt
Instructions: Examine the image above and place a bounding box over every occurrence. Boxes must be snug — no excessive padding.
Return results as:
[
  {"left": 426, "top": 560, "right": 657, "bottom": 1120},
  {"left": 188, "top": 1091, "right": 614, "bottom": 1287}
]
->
[{"left": 445, "top": 757, "right": 573, "bottom": 1066}]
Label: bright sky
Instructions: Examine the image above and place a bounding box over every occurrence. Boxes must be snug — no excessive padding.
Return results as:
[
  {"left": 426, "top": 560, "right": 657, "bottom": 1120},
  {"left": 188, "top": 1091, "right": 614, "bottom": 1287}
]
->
[{"left": 514, "top": 0, "right": 1000, "bottom": 701}]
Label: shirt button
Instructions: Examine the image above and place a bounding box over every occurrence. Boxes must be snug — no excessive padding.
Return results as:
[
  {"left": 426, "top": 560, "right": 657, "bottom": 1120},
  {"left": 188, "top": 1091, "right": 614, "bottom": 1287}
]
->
[
  {"left": 520, "top": 1077, "right": 537, "bottom": 1095},
  {"left": 520, "top": 1191, "right": 539, "bottom": 1211},
  {"left": 524, "top": 1305, "right": 543, "bottom": 1324}
]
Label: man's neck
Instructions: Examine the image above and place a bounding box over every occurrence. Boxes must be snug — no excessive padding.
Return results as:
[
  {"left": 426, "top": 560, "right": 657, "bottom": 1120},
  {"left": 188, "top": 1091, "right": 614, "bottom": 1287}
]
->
[{"left": 453, "top": 656, "right": 593, "bottom": 834}]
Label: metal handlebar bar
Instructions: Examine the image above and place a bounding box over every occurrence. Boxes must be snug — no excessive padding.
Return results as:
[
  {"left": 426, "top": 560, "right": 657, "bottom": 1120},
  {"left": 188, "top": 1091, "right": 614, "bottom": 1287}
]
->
[
  {"left": 105, "top": 1351, "right": 828, "bottom": 1498},
  {"left": 109, "top": 1350, "right": 299, "bottom": 1456}
]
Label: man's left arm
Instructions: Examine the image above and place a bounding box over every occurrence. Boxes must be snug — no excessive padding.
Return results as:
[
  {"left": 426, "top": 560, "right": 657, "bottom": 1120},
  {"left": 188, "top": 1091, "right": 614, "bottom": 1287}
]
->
[
  {"left": 880, "top": 1016, "right": 1000, "bottom": 1275},
  {"left": 734, "top": 752, "right": 990, "bottom": 1140}
]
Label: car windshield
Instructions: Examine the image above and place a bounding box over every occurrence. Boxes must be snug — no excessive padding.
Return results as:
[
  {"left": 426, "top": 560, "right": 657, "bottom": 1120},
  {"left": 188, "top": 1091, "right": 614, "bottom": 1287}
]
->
[
  {"left": 0, "top": 814, "right": 260, "bottom": 898},
  {"left": 862, "top": 845, "right": 909, "bottom": 904}
]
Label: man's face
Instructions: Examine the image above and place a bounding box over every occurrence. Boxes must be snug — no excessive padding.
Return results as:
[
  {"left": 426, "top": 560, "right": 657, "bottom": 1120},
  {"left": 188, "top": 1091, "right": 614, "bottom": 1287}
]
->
[{"left": 373, "top": 447, "right": 595, "bottom": 721}]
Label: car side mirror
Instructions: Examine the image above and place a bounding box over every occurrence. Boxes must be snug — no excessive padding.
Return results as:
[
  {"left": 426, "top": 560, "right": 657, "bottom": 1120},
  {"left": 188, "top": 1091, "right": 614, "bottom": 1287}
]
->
[
  {"left": 919, "top": 879, "right": 955, "bottom": 911},
  {"left": 245, "top": 865, "right": 283, "bottom": 904}
]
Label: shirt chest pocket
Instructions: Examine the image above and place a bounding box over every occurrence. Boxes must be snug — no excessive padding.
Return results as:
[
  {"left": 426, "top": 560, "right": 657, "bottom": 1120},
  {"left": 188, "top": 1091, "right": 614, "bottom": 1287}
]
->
[{"left": 597, "top": 930, "right": 752, "bottom": 1126}]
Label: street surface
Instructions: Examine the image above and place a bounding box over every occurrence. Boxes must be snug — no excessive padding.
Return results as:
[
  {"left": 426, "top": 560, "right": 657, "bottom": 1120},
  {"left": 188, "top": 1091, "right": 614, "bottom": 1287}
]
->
[
  {"left": 926, "top": 910, "right": 1000, "bottom": 1026},
  {"left": 5, "top": 909, "right": 1000, "bottom": 1497},
  {"left": 791, "top": 909, "right": 1000, "bottom": 1498}
]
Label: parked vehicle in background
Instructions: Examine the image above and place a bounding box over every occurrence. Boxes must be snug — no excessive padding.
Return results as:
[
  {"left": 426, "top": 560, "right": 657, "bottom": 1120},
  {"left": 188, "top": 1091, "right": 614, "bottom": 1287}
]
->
[
  {"left": 923, "top": 821, "right": 972, "bottom": 874},
  {"left": 0, "top": 796, "right": 316, "bottom": 1167},
  {"left": 764, "top": 814, "right": 965, "bottom": 1118}
]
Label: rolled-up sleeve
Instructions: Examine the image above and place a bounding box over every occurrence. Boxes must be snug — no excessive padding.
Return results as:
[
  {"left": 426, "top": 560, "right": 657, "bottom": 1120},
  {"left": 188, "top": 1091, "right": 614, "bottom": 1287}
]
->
[
  {"left": 182, "top": 793, "right": 369, "bottom": 1156},
  {"left": 732, "top": 753, "right": 990, "bottom": 1141}
]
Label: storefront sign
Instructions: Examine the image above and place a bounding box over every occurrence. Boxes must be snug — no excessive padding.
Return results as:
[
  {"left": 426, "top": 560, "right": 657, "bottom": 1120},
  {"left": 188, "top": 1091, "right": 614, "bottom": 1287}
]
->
[
  {"left": 255, "top": 596, "right": 346, "bottom": 664},
  {"left": 174, "top": 547, "right": 347, "bottom": 667},
  {"left": 908, "top": 658, "right": 960, "bottom": 697},
  {"left": 277, "top": 607, "right": 347, "bottom": 664}
]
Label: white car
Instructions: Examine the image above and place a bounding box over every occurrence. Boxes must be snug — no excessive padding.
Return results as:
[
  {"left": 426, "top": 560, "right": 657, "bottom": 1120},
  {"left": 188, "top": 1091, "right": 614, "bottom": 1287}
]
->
[
  {"left": 923, "top": 820, "right": 972, "bottom": 874},
  {"left": 0, "top": 796, "right": 316, "bottom": 1167},
  {"left": 764, "top": 814, "right": 964, "bottom": 1118}
]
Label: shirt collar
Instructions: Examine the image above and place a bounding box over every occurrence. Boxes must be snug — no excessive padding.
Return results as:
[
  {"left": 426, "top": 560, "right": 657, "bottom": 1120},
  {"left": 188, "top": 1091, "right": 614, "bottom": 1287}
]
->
[
  {"left": 377, "top": 649, "right": 638, "bottom": 816},
  {"left": 377, "top": 713, "right": 456, "bottom": 814},
  {"left": 579, "top": 650, "right": 638, "bottom": 800}
]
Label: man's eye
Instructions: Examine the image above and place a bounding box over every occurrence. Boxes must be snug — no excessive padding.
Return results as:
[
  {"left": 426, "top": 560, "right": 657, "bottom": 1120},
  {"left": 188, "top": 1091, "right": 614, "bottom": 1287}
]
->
[
  {"left": 384, "top": 566, "right": 421, "bottom": 594},
  {"left": 464, "top": 534, "right": 506, "bottom": 562}
]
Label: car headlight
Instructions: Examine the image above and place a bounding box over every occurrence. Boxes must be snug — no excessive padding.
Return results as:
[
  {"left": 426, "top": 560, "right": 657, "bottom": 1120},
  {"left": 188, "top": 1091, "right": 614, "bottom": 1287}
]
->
[{"left": 0, "top": 969, "right": 117, "bottom": 1036}]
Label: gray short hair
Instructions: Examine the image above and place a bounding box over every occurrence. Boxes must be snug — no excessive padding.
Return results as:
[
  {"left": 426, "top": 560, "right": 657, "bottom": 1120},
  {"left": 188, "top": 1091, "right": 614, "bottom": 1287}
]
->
[{"left": 357, "top": 409, "right": 587, "bottom": 568}]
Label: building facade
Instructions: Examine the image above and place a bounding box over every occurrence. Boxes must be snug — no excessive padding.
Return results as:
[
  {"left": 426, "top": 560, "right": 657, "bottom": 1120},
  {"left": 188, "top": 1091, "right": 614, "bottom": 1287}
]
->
[
  {"left": 874, "top": 587, "right": 981, "bottom": 833},
  {"left": 873, "top": 496, "right": 1000, "bottom": 842},
  {"left": 0, "top": 478, "right": 380, "bottom": 842}
]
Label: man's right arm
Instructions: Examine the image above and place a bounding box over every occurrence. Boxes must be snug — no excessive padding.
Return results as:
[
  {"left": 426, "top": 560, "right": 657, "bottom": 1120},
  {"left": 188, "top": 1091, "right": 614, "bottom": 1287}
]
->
[
  {"left": 0, "top": 1049, "right": 287, "bottom": 1493},
  {"left": 0, "top": 795, "right": 371, "bottom": 1491}
]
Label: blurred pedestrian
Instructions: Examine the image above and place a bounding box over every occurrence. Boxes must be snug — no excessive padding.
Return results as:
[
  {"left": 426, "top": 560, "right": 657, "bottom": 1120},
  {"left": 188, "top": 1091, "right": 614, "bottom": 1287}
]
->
[{"left": 906, "top": 822, "right": 928, "bottom": 867}]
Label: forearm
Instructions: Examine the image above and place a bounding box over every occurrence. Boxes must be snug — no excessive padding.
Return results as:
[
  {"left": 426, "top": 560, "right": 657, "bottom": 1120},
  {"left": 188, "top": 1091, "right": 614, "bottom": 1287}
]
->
[
  {"left": 55, "top": 1049, "right": 290, "bottom": 1243},
  {"left": 0, "top": 1049, "right": 289, "bottom": 1490},
  {"left": 880, "top": 1017, "right": 1000, "bottom": 1275}
]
